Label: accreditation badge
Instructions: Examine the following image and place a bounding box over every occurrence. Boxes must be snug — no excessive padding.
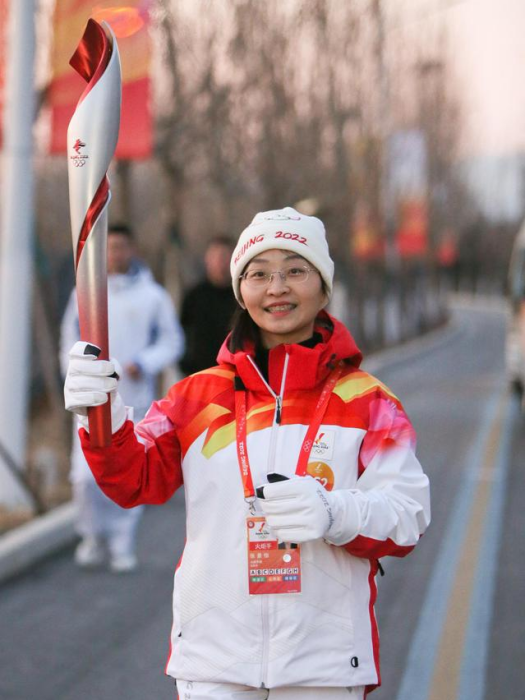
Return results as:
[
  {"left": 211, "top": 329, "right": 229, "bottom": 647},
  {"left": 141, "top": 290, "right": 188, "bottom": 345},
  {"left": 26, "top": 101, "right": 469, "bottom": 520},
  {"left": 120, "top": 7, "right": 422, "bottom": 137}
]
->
[{"left": 247, "top": 517, "right": 301, "bottom": 595}]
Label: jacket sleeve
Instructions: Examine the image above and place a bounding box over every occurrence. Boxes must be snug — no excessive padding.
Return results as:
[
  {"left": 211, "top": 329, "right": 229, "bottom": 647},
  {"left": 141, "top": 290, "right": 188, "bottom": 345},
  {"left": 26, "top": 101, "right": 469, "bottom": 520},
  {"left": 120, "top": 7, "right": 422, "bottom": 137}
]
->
[
  {"left": 338, "top": 391, "right": 430, "bottom": 560},
  {"left": 134, "top": 287, "right": 185, "bottom": 376},
  {"left": 79, "top": 398, "right": 183, "bottom": 508}
]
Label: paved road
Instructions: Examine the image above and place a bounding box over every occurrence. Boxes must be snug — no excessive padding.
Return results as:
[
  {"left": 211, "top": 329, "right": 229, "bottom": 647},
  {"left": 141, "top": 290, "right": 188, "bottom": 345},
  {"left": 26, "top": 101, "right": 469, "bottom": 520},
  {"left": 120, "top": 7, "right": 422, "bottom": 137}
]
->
[
  {"left": 370, "top": 300, "right": 523, "bottom": 700},
  {"left": 1, "top": 300, "right": 522, "bottom": 700}
]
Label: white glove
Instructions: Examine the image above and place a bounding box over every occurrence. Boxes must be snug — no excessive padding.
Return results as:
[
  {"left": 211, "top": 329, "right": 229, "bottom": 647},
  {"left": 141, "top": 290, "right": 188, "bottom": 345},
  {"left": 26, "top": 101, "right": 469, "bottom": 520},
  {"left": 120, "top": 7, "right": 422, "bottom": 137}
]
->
[
  {"left": 259, "top": 476, "right": 361, "bottom": 545},
  {"left": 64, "top": 341, "right": 127, "bottom": 434}
]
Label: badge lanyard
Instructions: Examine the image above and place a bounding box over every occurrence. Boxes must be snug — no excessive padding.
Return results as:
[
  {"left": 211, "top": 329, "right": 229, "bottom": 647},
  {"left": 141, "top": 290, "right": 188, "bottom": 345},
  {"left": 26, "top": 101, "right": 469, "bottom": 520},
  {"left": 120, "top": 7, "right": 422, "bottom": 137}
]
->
[{"left": 234, "top": 364, "right": 342, "bottom": 504}]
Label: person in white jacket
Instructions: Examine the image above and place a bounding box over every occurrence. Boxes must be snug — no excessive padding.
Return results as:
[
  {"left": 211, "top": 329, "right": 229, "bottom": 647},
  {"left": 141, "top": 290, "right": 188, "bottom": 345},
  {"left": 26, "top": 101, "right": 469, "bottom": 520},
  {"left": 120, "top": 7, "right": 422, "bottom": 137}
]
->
[
  {"left": 60, "top": 223, "right": 184, "bottom": 572},
  {"left": 64, "top": 208, "right": 430, "bottom": 697}
]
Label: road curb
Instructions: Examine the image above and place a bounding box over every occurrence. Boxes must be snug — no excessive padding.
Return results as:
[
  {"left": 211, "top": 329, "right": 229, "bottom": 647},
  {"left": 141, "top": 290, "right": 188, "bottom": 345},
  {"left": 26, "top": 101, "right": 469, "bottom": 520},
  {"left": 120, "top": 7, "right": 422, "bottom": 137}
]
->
[{"left": 0, "top": 501, "right": 78, "bottom": 584}]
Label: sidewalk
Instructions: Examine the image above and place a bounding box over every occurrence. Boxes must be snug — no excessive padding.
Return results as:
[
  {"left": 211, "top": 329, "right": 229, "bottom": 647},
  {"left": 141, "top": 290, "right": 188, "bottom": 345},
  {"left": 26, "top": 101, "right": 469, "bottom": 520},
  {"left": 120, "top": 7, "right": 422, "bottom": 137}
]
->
[{"left": 0, "top": 501, "right": 77, "bottom": 583}]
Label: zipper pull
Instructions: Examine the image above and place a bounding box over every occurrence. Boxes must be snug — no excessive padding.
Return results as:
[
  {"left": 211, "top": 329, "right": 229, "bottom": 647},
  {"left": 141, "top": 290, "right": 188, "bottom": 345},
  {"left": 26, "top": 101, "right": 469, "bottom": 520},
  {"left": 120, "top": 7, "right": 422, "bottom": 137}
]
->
[{"left": 275, "top": 396, "right": 282, "bottom": 424}]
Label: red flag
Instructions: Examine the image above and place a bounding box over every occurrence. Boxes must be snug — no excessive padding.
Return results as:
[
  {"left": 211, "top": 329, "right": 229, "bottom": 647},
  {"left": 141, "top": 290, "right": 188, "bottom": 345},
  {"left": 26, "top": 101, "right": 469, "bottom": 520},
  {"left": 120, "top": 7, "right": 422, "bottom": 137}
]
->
[
  {"left": 350, "top": 202, "right": 385, "bottom": 262},
  {"left": 48, "top": 1, "right": 152, "bottom": 159},
  {"left": 437, "top": 228, "right": 458, "bottom": 268},
  {"left": 395, "top": 198, "right": 429, "bottom": 259},
  {"left": 0, "top": 0, "right": 8, "bottom": 148}
]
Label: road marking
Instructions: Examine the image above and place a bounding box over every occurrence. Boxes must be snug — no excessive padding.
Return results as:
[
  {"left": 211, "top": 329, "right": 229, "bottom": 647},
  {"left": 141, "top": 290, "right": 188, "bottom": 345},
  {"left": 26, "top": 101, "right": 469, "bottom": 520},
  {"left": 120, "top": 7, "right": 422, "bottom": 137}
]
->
[
  {"left": 457, "top": 394, "right": 519, "bottom": 700},
  {"left": 427, "top": 393, "right": 507, "bottom": 700},
  {"left": 395, "top": 388, "right": 509, "bottom": 700}
]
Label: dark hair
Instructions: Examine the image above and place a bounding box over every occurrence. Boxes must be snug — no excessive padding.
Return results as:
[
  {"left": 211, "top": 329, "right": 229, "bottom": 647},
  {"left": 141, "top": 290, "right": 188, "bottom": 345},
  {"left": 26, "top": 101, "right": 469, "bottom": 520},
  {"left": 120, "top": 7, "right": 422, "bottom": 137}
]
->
[
  {"left": 229, "top": 307, "right": 260, "bottom": 352},
  {"left": 207, "top": 235, "right": 235, "bottom": 249},
  {"left": 109, "top": 222, "right": 134, "bottom": 239}
]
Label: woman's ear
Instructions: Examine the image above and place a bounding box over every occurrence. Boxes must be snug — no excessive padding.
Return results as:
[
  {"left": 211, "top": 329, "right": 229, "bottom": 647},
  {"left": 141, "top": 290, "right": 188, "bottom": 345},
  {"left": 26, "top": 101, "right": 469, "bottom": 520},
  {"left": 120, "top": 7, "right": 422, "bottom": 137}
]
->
[{"left": 319, "top": 282, "right": 330, "bottom": 310}]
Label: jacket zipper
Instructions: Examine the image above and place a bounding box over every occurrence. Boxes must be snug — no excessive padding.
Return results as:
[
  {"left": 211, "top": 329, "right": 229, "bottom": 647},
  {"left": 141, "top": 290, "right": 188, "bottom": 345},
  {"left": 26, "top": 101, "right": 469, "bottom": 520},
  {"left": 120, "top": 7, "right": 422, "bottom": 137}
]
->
[
  {"left": 275, "top": 395, "right": 282, "bottom": 424},
  {"left": 247, "top": 352, "right": 289, "bottom": 687}
]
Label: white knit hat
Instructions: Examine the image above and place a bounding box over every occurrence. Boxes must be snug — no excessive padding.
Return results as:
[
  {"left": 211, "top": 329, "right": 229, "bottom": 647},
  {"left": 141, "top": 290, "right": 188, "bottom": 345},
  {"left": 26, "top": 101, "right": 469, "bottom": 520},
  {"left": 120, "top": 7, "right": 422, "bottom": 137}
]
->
[{"left": 231, "top": 206, "right": 334, "bottom": 304}]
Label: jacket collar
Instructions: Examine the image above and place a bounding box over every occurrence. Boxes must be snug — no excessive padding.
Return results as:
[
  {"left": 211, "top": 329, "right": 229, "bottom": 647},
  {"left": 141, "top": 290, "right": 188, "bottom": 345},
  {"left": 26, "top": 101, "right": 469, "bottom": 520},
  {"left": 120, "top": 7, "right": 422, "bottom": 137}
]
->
[{"left": 217, "top": 311, "right": 362, "bottom": 394}]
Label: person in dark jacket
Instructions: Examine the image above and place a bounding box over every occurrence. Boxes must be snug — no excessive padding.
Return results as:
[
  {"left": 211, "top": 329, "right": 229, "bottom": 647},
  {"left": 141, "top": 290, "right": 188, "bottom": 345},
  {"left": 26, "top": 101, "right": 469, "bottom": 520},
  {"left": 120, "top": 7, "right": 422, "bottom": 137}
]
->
[{"left": 179, "top": 236, "right": 237, "bottom": 375}]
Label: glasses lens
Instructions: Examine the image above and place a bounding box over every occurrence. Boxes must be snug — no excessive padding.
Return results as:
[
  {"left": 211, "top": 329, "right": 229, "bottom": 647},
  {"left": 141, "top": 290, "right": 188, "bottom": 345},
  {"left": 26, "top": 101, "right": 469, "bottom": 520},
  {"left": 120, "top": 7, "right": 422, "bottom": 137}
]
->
[
  {"left": 244, "top": 269, "right": 269, "bottom": 286},
  {"left": 284, "top": 266, "right": 309, "bottom": 282}
]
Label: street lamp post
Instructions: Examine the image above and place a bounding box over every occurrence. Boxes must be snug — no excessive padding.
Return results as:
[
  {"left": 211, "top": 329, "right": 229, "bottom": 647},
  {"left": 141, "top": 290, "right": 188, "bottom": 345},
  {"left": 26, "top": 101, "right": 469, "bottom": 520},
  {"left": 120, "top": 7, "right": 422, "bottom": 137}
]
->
[{"left": 0, "top": 0, "right": 37, "bottom": 508}]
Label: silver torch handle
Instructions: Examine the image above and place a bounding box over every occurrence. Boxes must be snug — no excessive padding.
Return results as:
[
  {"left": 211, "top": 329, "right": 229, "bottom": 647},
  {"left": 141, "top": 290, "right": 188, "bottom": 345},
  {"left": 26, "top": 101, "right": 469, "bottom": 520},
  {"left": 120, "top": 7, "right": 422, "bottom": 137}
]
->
[{"left": 67, "top": 19, "right": 122, "bottom": 447}]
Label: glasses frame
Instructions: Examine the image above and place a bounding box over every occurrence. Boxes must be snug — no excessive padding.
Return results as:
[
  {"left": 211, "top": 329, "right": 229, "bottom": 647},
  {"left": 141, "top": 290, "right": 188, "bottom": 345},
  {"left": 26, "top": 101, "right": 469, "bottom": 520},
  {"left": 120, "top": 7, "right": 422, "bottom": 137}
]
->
[{"left": 239, "top": 264, "right": 319, "bottom": 288}]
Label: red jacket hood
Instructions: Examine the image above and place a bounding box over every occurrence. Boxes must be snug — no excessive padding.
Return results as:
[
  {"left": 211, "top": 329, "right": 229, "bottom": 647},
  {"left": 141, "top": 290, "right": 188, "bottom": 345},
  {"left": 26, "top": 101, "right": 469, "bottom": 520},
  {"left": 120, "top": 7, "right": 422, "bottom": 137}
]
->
[{"left": 217, "top": 311, "right": 362, "bottom": 394}]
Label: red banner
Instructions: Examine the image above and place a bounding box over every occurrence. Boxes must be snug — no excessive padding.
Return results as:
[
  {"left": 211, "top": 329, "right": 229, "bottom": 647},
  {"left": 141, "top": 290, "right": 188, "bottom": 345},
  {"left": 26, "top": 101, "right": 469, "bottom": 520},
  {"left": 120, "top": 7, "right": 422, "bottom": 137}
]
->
[
  {"left": 395, "top": 198, "right": 429, "bottom": 259},
  {"left": 437, "top": 228, "right": 458, "bottom": 267},
  {"left": 48, "top": 1, "right": 152, "bottom": 159},
  {"left": 0, "top": 0, "right": 8, "bottom": 148},
  {"left": 350, "top": 202, "right": 385, "bottom": 262}
]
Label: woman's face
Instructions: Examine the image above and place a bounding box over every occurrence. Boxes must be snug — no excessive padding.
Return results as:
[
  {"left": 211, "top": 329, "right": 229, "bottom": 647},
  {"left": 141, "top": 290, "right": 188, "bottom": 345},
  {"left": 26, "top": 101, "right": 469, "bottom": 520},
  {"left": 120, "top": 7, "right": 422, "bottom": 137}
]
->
[{"left": 240, "top": 249, "right": 327, "bottom": 349}]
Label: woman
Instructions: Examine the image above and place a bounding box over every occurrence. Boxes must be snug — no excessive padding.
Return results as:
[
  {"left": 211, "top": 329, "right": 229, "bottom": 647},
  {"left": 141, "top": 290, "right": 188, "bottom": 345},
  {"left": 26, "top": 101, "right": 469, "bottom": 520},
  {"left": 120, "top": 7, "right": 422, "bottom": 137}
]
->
[{"left": 65, "top": 207, "right": 430, "bottom": 700}]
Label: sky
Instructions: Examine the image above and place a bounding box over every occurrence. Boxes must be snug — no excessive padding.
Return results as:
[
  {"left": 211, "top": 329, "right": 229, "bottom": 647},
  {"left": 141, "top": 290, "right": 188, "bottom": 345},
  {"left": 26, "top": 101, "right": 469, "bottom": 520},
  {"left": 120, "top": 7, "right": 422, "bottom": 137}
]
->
[
  {"left": 447, "top": 0, "right": 525, "bottom": 218},
  {"left": 391, "top": 0, "right": 525, "bottom": 219},
  {"left": 450, "top": 0, "right": 525, "bottom": 157},
  {"left": 396, "top": 0, "right": 525, "bottom": 158}
]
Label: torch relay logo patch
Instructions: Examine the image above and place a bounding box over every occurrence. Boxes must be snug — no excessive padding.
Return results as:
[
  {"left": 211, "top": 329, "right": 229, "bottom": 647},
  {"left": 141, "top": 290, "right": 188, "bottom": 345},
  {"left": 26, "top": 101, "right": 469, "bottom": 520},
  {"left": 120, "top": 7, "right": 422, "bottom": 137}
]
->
[{"left": 311, "top": 430, "right": 335, "bottom": 460}]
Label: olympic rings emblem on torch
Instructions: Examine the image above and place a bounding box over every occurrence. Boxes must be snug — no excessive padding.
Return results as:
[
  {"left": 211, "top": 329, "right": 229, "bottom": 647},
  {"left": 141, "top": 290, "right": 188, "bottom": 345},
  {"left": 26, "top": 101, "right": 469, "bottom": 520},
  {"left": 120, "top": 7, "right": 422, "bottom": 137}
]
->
[{"left": 67, "top": 19, "right": 122, "bottom": 447}]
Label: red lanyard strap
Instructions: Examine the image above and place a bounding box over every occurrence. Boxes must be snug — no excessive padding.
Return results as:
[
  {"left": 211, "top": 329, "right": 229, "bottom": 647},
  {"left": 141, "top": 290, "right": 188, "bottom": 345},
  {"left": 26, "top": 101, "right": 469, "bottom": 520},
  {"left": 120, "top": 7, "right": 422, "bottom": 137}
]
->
[
  {"left": 234, "top": 365, "right": 342, "bottom": 499},
  {"left": 295, "top": 365, "right": 342, "bottom": 476},
  {"left": 234, "top": 377, "right": 256, "bottom": 500}
]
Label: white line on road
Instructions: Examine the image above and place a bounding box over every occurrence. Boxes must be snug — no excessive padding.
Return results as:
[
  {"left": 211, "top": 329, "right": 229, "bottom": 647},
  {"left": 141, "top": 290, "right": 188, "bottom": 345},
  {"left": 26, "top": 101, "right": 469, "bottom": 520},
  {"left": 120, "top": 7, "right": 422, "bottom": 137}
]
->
[
  {"left": 395, "top": 386, "right": 506, "bottom": 700},
  {"left": 458, "top": 393, "right": 520, "bottom": 700}
]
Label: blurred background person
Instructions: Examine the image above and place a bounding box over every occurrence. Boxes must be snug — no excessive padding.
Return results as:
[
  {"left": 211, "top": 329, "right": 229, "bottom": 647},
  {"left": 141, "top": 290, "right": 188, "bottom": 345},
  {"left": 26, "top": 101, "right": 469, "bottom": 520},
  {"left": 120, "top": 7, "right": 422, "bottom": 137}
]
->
[
  {"left": 60, "top": 223, "right": 184, "bottom": 572},
  {"left": 179, "top": 235, "right": 237, "bottom": 375}
]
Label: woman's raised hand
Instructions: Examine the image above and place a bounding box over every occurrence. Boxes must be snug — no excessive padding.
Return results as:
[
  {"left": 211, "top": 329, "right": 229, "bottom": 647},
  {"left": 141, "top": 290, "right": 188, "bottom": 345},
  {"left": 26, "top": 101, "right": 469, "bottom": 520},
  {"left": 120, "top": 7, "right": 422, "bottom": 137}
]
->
[{"left": 64, "top": 341, "right": 127, "bottom": 434}]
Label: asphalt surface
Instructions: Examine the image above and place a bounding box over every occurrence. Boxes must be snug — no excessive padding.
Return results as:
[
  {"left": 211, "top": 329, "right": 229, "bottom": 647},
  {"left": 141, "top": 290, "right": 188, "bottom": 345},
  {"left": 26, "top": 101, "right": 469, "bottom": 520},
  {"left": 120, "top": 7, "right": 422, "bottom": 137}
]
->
[
  {"left": 1, "top": 299, "right": 522, "bottom": 700},
  {"left": 370, "top": 300, "right": 523, "bottom": 700}
]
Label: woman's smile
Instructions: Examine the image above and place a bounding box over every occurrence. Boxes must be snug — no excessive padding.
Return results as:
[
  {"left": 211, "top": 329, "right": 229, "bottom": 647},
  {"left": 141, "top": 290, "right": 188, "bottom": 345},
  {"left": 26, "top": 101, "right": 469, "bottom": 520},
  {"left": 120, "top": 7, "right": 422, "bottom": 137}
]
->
[{"left": 264, "top": 302, "right": 297, "bottom": 315}]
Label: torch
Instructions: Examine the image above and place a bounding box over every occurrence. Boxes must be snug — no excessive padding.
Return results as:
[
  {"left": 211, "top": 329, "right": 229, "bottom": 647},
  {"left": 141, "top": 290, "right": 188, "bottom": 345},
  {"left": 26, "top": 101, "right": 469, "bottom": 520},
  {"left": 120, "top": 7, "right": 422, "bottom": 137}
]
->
[{"left": 67, "top": 19, "right": 122, "bottom": 447}]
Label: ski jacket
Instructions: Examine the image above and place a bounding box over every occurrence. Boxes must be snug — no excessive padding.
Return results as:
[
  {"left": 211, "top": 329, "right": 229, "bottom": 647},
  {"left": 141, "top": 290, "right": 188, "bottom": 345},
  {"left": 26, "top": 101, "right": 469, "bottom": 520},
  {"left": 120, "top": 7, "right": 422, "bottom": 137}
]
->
[{"left": 81, "top": 311, "right": 430, "bottom": 691}]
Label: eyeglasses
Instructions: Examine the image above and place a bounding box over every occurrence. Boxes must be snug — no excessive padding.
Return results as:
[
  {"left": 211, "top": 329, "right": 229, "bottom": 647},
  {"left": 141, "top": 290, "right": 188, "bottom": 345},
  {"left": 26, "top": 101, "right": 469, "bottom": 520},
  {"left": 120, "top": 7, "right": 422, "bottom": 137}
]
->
[{"left": 239, "top": 265, "right": 318, "bottom": 288}]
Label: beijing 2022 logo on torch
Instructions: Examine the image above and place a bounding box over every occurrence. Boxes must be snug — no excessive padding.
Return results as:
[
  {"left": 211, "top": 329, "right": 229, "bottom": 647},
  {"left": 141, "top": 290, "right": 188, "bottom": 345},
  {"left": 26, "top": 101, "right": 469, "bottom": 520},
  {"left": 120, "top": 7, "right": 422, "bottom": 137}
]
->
[{"left": 70, "top": 139, "right": 89, "bottom": 167}]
